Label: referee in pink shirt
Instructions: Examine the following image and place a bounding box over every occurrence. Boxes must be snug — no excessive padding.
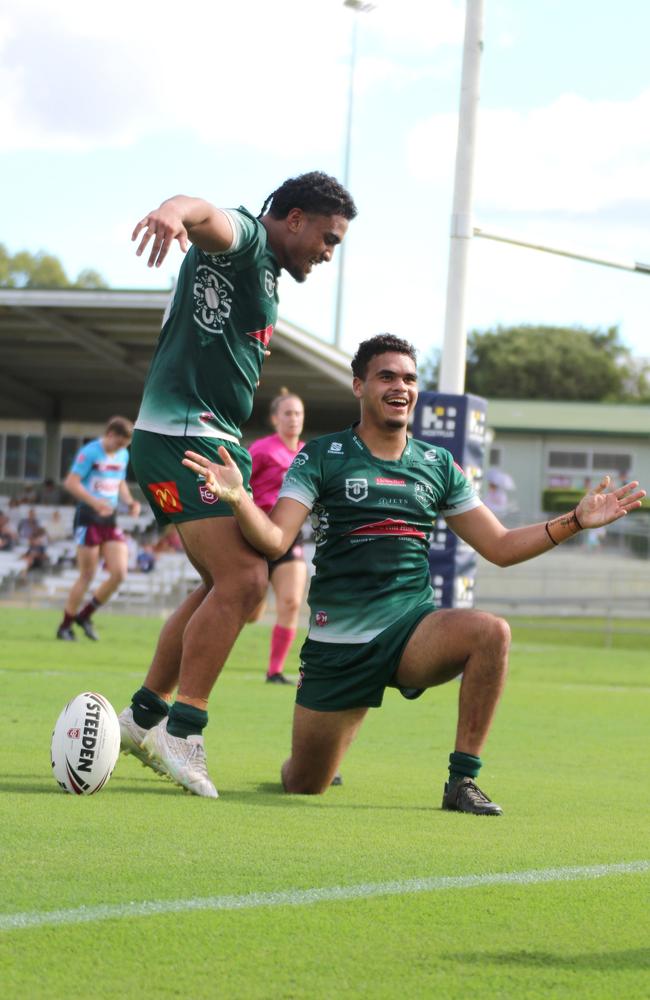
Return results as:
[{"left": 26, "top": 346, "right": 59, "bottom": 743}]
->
[{"left": 248, "top": 390, "right": 307, "bottom": 684}]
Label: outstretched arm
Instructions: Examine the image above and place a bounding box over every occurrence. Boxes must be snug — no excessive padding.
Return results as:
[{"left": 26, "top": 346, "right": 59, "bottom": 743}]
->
[
  {"left": 182, "top": 448, "right": 309, "bottom": 560},
  {"left": 132, "top": 195, "right": 236, "bottom": 268},
  {"left": 447, "top": 476, "right": 645, "bottom": 567}
]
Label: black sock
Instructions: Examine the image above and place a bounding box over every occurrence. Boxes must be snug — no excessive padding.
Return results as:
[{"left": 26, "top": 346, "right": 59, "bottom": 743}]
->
[
  {"left": 131, "top": 686, "right": 170, "bottom": 730},
  {"left": 167, "top": 702, "right": 208, "bottom": 739},
  {"left": 448, "top": 750, "right": 482, "bottom": 786}
]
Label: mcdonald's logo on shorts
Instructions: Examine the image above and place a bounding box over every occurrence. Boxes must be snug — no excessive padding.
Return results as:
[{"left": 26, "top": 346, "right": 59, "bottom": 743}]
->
[{"left": 147, "top": 480, "right": 183, "bottom": 514}]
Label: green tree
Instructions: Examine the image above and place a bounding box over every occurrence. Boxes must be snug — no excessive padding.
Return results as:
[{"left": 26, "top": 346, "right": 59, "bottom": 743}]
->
[
  {"left": 0, "top": 243, "right": 108, "bottom": 289},
  {"left": 462, "top": 324, "right": 648, "bottom": 402}
]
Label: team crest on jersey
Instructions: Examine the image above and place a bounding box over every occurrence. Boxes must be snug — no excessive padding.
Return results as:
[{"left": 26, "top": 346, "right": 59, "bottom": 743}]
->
[
  {"left": 147, "top": 480, "right": 183, "bottom": 514},
  {"left": 264, "top": 270, "right": 276, "bottom": 297},
  {"left": 198, "top": 484, "right": 218, "bottom": 505},
  {"left": 414, "top": 482, "right": 435, "bottom": 509},
  {"left": 346, "top": 478, "right": 368, "bottom": 502}
]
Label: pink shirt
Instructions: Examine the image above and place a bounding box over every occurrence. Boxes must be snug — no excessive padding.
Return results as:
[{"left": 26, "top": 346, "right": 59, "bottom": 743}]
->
[{"left": 248, "top": 433, "right": 305, "bottom": 513}]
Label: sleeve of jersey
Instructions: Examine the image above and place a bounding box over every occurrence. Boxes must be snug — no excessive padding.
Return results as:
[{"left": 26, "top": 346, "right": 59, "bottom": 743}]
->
[
  {"left": 69, "top": 445, "right": 94, "bottom": 479},
  {"left": 439, "top": 457, "right": 483, "bottom": 517},
  {"left": 276, "top": 446, "right": 321, "bottom": 512},
  {"left": 200, "top": 209, "right": 260, "bottom": 269}
]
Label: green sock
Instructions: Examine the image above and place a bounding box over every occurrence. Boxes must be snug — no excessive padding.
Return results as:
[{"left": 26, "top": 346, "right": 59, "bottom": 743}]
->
[
  {"left": 131, "top": 686, "right": 169, "bottom": 730},
  {"left": 167, "top": 702, "right": 208, "bottom": 739},
  {"left": 448, "top": 751, "right": 482, "bottom": 785}
]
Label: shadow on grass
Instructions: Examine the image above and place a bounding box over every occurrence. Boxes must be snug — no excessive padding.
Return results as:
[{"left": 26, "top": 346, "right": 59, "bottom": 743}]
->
[{"left": 452, "top": 949, "right": 650, "bottom": 971}]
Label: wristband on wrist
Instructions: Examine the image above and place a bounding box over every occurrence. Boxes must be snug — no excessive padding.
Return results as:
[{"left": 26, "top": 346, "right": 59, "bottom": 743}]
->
[{"left": 545, "top": 508, "right": 584, "bottom": 546}]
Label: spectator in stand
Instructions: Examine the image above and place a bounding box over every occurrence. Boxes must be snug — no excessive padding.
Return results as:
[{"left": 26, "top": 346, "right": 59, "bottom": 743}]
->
[
  {"left": 19, "top": 526, "right": 50, "bottom": 575},
  {"left": 36, "top": 479, "right": 65, "bottom": 505},
  {"left": 248, "top": 389, "right": 308, "bottom": 685},
  {"left": 18, "top": 484, "right": 39, "bottom": 504},
  {"left": 0, "top": 512, "right": 18, "bottom": 551},
  {"left": 43, "top": 509, "right": 69, "bottom": 544},
  {"left": 17, "top": 508, "right": 43, "bottom": 542}
]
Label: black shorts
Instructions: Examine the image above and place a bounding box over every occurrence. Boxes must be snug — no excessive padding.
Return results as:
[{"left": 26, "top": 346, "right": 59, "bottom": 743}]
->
[{"left": 269, "top": 534, "right": 305, "bottom": 574}]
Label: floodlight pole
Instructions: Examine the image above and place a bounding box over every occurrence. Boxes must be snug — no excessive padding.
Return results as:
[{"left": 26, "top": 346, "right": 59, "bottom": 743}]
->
[
  {"left": 334, "top": 1, "right": 376, "bottom": 351},
  {"left": 439, "top": 0, "right": 484, "bottom": 393}
]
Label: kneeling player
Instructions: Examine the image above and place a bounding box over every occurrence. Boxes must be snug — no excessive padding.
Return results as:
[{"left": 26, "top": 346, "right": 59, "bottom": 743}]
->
[{"left": 182, "top": 334, "right": 645, "bottom": 814}]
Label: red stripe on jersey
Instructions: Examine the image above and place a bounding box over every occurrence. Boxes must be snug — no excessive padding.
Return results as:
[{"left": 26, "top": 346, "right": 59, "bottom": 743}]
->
[
  {"left": 246, "top": 325, "right": 274, "bottom": 347},
  {"left": 346, "top": 518, "right": 426, "bottom": 539}
]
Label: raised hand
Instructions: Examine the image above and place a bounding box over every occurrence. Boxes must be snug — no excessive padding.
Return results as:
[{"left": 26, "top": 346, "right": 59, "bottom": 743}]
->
[
  {"left": 132, "top": 205, "right": 190, "bottom": 268},
  {"left": 182, "top": 447, "right": 244, "bottom": 506},
  {"left": 576, "top": 476, "right": 646, "bottom": 528}
]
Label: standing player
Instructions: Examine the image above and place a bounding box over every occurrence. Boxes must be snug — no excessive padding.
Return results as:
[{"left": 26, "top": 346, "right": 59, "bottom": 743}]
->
[
  {"left": 182, "top": 334, "right": 645, "bottom": 814},
  {"left": 118, "top": 172, "right": 357, "bottom": 797},
  {"left": 56, "top": 416, "right": 141, "bottom": 641},
  {"left": 248, "top": 390, "right": 307, "bottom": 685}
]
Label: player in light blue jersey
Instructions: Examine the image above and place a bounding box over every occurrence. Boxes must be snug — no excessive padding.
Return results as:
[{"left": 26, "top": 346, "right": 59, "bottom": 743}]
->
[
  {"left": 184, "top": 334, "right": 645, "bottom": 815},
  {"left": 56, "top": 416, "right": 141, "bottom": 641}
]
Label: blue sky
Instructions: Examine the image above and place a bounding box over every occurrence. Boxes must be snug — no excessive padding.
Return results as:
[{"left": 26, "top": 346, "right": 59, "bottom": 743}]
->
[{"left": 2, "top": 0, "right": 650, "bottom": 366}]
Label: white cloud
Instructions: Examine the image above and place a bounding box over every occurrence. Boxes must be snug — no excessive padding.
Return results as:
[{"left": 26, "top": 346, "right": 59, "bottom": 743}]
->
[
  {"left": 408, "top": 90, "right": 650, "bottom": 214},
  {"left": 0, "top": 0, "right": 464, "bottom": 153}
]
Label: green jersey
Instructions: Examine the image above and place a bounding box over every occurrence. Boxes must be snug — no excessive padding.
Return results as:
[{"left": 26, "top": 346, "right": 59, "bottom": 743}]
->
[
  {"left": 279, "top": 426, "right": 481, "bottom": 643},
  {"left": 135, "top": 207, "right": 280, "bottom": 442}
]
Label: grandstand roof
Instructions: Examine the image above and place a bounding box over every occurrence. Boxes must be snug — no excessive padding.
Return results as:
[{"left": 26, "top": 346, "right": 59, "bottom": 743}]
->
[
  {"left": 0, "top": 288, "right": 359, "bottom": 430},
  {"left": 487, "top": 398, "right": 650, "bottom": 438}
]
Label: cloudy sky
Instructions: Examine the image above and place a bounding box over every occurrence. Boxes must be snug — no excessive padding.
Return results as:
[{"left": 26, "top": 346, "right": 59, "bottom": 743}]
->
[{"left": 3, "top": 0, "right": 650, "bottom": 366}]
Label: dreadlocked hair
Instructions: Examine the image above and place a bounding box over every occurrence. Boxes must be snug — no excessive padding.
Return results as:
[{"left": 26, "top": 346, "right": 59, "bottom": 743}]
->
[
  {"left": 258, "top": 171, "right": 357, "bottom": 221},
  {"left": 351, "top": 334, "right": 417, "bottom": 380}
]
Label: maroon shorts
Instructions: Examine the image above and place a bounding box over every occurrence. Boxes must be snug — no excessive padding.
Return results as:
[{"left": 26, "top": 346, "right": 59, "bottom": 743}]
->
[{"left": 74, "top": 523, "right": 126, "bottom": 547}]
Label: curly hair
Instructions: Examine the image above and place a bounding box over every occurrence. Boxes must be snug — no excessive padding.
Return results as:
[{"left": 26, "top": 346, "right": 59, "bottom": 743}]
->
[
  {"left": 259, "top": 171, "right": 357, "bottom": 221},
  {"left": 351, "top": 334, "right": 417, "bottom": 380}
]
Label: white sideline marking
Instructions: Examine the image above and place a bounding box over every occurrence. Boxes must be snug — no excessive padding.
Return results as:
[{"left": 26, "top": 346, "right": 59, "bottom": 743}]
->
[{"left": 1, "top": 861, "right": 648, "bottom": 933}]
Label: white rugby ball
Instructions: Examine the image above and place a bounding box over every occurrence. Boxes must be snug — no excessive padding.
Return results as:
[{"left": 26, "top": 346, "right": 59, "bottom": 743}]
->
[{"left": 51, "top": 692, "right": 120, "bottom": 795}]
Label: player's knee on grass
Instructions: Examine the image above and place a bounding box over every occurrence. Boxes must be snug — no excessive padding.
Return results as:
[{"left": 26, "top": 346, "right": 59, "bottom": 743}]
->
[{"left": 281, "top": 758, "right": 330, "bottom": 795}]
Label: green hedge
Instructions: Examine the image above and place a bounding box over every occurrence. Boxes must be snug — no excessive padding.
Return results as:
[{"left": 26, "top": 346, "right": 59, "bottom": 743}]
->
[{"left": 542, "top": 488, "right": 650, "bottom": 513}]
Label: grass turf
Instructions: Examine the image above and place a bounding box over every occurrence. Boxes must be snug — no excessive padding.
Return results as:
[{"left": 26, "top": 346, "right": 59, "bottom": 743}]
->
[{"left": 0, "top": 608, "right": 648, "bottom": 998}]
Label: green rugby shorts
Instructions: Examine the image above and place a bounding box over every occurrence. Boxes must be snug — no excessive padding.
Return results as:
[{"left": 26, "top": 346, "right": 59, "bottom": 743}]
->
[
  {"left": 296, "top": 602, "right": 435, "bottom": 712},
  {"left": 131, "top": 429, "right": 252, "bottom": 527}
]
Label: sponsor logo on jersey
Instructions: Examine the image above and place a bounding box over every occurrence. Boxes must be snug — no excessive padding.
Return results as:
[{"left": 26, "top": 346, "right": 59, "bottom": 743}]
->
[
  {"left": 291, "top": 455, "right": 309, "bottom": 467},
  {"left": 346, "top": 518, "right": 426, "bottom": 539},
  {"left": 147, "top": 480, "right": 183, "bottom": 514},
  {"left": 245, "top": 324, "right": 274, "bottom": 347},
  {"left": 328, "top": 442, "right": 343, "bottom": 453},
  {"left": 378, "top": 497, "right": 409, "bottom": 506},
  {"left": 345, "top": 478, "right": 368, "bottom": 502},
  {"left": 264, "top": 270, "right": 276, "bottom": 297},
  {"left": 423, "top": 449, "right": 439, "bottom": 462},
  {"left": 415, "top": 482, "right": 435, "bottom": 508},
  {"left": 376, "top": 477, "right": 406, "bottom": 485},
  {"left": 198, "top": 484, "right": 219, "bottom": 505},
  {"left": 315, "top": 611, "right": 328, "bottom": 627}
]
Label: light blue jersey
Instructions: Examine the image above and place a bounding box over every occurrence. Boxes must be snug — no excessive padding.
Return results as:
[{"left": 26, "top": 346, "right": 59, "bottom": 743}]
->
[{"left": 69, "top": 438, "right": 130, "bottom": 511}]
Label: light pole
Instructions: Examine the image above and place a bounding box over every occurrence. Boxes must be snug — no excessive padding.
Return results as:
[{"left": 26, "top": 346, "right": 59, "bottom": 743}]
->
[
  {"left": 334, "top": 0, "right": 376, "bottom": 351},
  {"left": 438, "top": 0, "right": 484, "bottom": 392}
]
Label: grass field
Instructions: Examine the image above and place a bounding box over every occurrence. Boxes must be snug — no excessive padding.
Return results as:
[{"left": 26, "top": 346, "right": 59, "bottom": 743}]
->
[{"left": 1, "top": 606, "right": 648, "bottom": 999}]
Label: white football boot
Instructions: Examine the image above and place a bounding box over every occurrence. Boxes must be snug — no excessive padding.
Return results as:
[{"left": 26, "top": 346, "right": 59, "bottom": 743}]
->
[
  {"left": 118, "top": 706, "right": 167, "bottom": 775},
  {"left": 141, "top": 718, "right": 219, "bottom": 798}
]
